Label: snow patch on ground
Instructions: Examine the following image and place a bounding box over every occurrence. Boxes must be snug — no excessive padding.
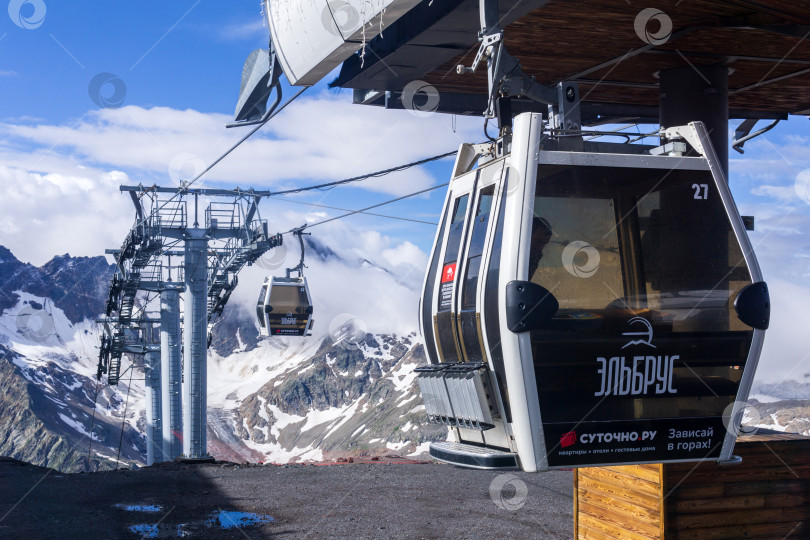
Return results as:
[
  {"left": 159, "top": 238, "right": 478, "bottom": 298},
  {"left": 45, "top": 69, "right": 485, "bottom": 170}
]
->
[
  {"left": 767, "top": 413, "right": 788, "bottom": 432},
  {"left": 407, "top": 441, "right": 431, "bottom": 457},
  {"left": 58, "top": 413, "right": 98, "bottom": 440},
  {"left": 257, "top": 396, "right": 270, "bottom": 423},
  {"left": 241, "top": 437, "right": 324, "bottom": 464},
  {"left": 397, "top": 394, "right": 417, "bottom": 408},
  {"left": 323, "top": 400, "right": 360, "bottom": 439},
  {"left": 389, "top": 361, "right": 419, "bottom": 393},
  {"left": 360, "top": 340, "right": 395, "bottom": 362},
  {"left": 207, "top": 337, "right": 322, "bottom": 408},
  {"left": 386, "top": 441, "right": 409, "bottom": 451},
  {"left": 266, "top": 404, "right": 306, "bottom": 439},
  {"left": 749, "top": 393, "right": 783, "bottom": 404}
]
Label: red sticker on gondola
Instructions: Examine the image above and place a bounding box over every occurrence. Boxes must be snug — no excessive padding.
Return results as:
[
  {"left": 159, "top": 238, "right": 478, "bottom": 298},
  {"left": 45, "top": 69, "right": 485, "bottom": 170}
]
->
[{"left": 441, "top": 262, "right": 457, "bottom": 283}]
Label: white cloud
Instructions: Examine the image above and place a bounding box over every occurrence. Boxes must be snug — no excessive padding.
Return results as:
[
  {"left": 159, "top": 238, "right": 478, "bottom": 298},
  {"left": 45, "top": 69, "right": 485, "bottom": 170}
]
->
[
  {"left": 730, "top": 131, "right": 810, "bottom": 198},
  {"left": 0, "top": 164, "right": 133, "bottom": 266},
  {"left": 0, "top": 92, "right": 478, "bottom": 196},
  {"left": 0, "top": 93, "right": 476, "bottom": 265},
  {"left": 744, "top": 211, "right": 810, "bottom": 384},
  {"left": 382, "top": 241, "right": 427, "bottom": 270},
  {"left": 750, "top": 184, "right": 798, "bottom": 204},
  {"left": 754, "top": 278, "right": 810, "bottom": 383}
]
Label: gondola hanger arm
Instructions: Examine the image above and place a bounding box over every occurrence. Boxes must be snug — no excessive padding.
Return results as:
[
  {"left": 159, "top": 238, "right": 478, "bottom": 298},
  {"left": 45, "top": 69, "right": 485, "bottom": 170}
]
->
[
  {"left": 453, "top": 142, "right": 497, "bottom": 177},
  {"left": 455, "top": 0, "right": 558, "bottom": 118},
  {"left": 286, "top": 225, "right": 310, "bottom": 279}
]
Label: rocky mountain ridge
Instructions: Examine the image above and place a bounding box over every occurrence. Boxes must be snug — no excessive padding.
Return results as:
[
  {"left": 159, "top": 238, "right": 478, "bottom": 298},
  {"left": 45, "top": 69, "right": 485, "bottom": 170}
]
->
[{"left": 0, "top": 245, "right": 443, "bottom": 472}]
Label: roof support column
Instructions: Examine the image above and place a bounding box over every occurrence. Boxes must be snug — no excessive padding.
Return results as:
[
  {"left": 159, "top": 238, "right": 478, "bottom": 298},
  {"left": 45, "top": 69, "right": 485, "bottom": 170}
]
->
[
  {"left": 660, "top": 65, "right": 729, "bottom": 176},
  {"left": 659, "top": 65, "right": 730, "bottom": 328}
]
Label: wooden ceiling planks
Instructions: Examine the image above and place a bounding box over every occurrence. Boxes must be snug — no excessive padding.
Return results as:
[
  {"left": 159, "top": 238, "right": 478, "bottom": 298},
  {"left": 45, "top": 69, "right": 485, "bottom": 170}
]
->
[{"left": 418, "top": 0, "right": 810, "bottom": 115}]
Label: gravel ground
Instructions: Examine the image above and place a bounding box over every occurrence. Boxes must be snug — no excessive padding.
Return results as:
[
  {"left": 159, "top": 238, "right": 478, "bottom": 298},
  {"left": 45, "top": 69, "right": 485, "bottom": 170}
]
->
[{"left": 0, "top": 457, "right": 573, "bottom": 539}]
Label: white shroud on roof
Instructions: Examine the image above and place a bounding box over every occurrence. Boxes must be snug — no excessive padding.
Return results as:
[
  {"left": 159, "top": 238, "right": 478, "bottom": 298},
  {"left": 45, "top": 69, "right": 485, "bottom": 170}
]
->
[{"left": 266, "top": 0, "right": 420, "bottom": 86}]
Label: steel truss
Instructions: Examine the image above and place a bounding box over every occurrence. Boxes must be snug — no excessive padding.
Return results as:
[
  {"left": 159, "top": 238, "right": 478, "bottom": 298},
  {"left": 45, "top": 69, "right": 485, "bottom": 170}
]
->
[{"left": 97, "top": 185, "right": 282, "bottom": 461}]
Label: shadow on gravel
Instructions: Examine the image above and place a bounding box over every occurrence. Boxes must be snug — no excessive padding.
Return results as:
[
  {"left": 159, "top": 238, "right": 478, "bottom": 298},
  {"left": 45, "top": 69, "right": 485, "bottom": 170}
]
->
[
  {"left": 0, "top": 457, "right": 279, "bottom": 539},
  {"left": 0, "top": 456, "right": 574, "bottom": 539}
]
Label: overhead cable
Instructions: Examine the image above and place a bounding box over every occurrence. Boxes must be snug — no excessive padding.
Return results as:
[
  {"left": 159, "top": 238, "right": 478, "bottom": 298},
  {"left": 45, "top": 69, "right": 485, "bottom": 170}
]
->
[
  {"left": 267, "top": 150, "right": 457, "bottom": 196},
  {"left": 144, "top": 86, "right": 310, "bottom": 224},
  {"left": 273, "top": 196, "right": 438, "bottom": 225},
  {"left": 287, "top": 182, "right": 450, "bottom": 233}
]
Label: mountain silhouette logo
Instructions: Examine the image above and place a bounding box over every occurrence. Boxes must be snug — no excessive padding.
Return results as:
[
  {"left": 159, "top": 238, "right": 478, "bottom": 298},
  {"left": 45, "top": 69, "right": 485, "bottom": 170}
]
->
[{"left": 621, "top": 316, "right": 656, "bottom": 349}]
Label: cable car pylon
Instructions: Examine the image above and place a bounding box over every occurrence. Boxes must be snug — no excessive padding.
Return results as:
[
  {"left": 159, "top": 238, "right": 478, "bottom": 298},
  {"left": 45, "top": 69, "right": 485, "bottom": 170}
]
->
[{"left": 99, "top": 186, "right": 283, "bottom": 462}]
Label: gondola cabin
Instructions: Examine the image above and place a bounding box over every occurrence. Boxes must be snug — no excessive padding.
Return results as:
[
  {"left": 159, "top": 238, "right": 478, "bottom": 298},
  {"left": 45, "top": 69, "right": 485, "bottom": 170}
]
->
[
  {"left": 257, "top": 276, "right": 314, "bottom": 337},
  {"left": 417, "top": 113, "right": 769, "bottom": 472}
]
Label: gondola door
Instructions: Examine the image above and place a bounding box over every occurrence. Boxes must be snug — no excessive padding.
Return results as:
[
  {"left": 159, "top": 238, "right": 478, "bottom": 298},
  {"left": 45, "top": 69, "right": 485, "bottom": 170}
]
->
[
  {"left": 495, "top": 112, "right": 550, "bottom": 472},
  {"left": 427, "top": 169, "right": 478, "bottom": 364},
  {"left": 454, "top": 161, "right": 506, "bottom": 365},
  {"left": 418, "top": 154, "right": 519, "bottom": 465}
]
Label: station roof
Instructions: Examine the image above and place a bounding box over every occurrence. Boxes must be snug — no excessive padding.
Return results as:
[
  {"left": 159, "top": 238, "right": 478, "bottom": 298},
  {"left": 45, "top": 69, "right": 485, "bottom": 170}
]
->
[{"left": 332, "top": 0, "right": 810, "bottom": 123}]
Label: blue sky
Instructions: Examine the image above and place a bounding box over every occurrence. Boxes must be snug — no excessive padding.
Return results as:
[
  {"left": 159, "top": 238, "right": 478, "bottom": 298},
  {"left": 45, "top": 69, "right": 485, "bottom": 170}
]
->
[
  {"left": 0, "top": 1, "right": 460, "bottom": 258},
  {"left": 1, "top": 1, "right": 809, "bottom": 383},
  {"left": 2, "top": 2, "right": 270, "bottom": 118}
]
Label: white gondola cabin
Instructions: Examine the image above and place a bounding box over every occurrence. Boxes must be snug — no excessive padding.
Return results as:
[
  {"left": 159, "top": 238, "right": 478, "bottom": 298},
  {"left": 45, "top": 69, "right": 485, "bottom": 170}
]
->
[{"left": 417, "top": 113, "right": 769, "bottom": 472}]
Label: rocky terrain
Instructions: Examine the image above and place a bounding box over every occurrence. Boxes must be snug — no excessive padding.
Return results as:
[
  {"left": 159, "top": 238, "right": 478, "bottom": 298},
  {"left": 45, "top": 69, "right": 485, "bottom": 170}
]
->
[
  {"left": 0, "top": 245, "right": 445, "bottom": 473},
  {"left": 745, "top": 381, "right": 810, "bottom": 435},
  {"left": 0, "top": 248, "right": 140, "bottom": 472}
]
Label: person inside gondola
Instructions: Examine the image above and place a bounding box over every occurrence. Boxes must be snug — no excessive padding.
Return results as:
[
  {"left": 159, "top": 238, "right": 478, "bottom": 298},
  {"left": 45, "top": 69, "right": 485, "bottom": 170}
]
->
[{"left": 528, "top": 216, "right": 553, "bottom": 281}]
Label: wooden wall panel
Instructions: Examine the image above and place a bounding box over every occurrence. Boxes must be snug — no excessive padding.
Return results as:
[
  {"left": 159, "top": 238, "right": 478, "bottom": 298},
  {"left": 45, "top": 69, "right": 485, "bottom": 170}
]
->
[
  {"left": 574, "top": 434, "right": 810, "bottom": 539},
  {"left": 576, "top": 464, "right": 663, "bottom": 540}
]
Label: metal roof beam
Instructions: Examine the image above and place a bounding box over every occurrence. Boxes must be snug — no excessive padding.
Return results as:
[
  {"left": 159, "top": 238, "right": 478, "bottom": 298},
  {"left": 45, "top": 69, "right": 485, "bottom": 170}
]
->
[
  {"left": 560, "top": 27, "right": 699, "bottom": 83},
  {"left": 333, "top": 0, "right": 549, "bottom": 90},
  {"left": 645, "top": 49, "right": 810, "bottom": 67},
  {"left": 730, "top": 66, "right": 810, "bottom": 95}
]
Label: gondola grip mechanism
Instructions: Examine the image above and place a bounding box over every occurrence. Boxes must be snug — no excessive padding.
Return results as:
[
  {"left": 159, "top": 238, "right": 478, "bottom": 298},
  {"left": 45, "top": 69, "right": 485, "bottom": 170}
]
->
[
  {"left": 456, "top": 0, "right": 558, "bottom": 118},
  {"left": 661, "top": 124, "right": 705, "bottom": 156}
]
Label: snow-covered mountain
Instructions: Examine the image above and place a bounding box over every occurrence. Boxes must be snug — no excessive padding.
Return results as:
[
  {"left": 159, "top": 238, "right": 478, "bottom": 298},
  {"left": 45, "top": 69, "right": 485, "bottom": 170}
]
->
[
  {"left": 0, "top": 243, "right": 445, "bottom": 472},
  {"left": 743, "top": 380, "right": 810, "bottom": 436},
  {"left": 0, "top": 249, "right": 142, "bottom": 471},
  {"left": 206, "top": 321, "right": 445, "bottom": 463}
]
